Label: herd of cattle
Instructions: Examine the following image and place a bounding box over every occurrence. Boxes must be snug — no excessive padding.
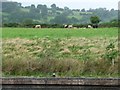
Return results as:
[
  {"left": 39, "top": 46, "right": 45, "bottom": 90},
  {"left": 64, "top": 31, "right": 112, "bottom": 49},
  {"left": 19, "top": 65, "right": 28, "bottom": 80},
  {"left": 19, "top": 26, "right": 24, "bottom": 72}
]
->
[{"left": 33, "top": 24, "right": 98, "bottom": 29}]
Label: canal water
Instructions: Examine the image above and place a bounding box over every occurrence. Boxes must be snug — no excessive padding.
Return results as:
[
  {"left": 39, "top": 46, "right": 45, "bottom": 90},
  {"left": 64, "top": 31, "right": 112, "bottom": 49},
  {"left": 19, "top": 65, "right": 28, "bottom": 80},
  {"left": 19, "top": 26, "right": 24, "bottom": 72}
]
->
[{"left": 2, "top": 85, "right": 120, "bottom": 90}]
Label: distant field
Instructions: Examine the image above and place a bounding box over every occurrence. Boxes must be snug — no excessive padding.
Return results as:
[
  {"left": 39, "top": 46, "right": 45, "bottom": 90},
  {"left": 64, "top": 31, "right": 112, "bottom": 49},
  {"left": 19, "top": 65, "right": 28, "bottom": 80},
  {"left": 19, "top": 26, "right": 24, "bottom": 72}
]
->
[{"left": 2, "top": 28, "right": 118, "bottom": 39}]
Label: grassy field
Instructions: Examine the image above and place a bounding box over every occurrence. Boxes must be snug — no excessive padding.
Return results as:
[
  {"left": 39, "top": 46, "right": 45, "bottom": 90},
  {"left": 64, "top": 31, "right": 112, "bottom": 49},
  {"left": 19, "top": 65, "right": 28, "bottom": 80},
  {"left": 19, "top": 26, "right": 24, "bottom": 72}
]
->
[
  {"left": 2, "top": 27, "right": 118, "bottom": 38},
  {"left": 2, "top": 28, "right": 119, "bottom": 77}
]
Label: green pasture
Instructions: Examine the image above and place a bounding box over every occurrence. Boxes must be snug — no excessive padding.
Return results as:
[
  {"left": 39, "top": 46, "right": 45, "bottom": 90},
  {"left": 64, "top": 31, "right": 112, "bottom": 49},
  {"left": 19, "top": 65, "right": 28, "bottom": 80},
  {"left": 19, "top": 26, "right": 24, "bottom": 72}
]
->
[{"left": 2, "top": 28, "right": 118, "bottom": 39}]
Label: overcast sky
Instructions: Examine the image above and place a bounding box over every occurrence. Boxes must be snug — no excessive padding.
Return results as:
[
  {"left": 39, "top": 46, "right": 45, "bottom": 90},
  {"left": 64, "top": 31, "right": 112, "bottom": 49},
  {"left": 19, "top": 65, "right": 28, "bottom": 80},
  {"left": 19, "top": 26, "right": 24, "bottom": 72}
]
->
[{"left": 8, "top": 0, "right": 119, "bottom": 10}]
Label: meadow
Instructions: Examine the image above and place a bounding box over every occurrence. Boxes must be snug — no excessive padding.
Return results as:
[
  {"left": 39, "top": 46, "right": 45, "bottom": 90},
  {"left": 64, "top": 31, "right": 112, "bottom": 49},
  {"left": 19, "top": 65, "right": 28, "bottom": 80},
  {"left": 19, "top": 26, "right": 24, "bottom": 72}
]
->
[
  {"left": 2, "top": 28, "right": 119, "bottom": 77},
  {"left": 2, "top": 27, "right": 118, "bottom": 38}
]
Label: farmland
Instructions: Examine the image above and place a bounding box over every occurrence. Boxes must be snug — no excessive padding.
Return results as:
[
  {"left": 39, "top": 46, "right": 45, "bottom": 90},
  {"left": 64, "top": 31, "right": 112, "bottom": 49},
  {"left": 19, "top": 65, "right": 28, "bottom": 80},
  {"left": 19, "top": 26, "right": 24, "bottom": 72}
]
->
[
  {"left": 2, "top": 28, "right": 118, "bottom": 38},
  {"left": 2, "top": 28, "right": 119, "bottom": 77}
]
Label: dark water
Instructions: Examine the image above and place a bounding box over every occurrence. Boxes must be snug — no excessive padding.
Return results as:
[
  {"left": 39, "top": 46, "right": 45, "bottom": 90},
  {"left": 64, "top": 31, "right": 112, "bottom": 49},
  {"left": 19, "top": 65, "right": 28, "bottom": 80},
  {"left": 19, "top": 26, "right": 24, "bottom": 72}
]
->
[{"left": 2, "top": 85, "right": 120, "bottom": 90}]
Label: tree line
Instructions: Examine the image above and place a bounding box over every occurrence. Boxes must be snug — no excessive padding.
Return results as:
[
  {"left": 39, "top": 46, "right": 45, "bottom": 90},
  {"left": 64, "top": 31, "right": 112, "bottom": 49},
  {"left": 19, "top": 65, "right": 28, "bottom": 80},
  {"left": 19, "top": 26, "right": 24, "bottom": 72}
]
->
[{"left": 1, "top": 1, "right": 118, "bottom": 27}]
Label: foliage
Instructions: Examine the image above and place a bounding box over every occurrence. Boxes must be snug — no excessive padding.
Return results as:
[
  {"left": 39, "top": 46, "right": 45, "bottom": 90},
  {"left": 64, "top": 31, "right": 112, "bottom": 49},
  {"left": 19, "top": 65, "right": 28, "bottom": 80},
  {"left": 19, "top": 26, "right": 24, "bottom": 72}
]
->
[
  {"left": 51, "top": 4, "right": 57, "bottom": 15},
  {"left": 50, "top": 14, "right": 69, "bottom": 24},
  {"left": 3, "top": 23, "right": 20, "bottom": 27},
  {"left": 22, "top": 18, "right": 33, "bottom": 27},
  {"left": 2, "top": 2, "right": 21, "bottom": 13},
  {"left": 1, "top": 2, "right": 118, "bottom": 24},
  {"left": 99, "top": 19, "right": 118, "bottom": 27},
  {"left": 90, "top": 16, "right": 100, "bottom": 24},
  {"left": 102, "top": 42, "right": 118, "bottom": 65}
]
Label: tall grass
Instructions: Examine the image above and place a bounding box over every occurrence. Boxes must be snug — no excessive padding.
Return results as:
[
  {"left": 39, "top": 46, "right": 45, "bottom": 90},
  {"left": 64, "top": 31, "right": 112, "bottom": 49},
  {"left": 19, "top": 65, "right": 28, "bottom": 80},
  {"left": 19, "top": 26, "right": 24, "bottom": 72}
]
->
[{"left": 2, "top": 37, "right": 119, "bottom": 77}]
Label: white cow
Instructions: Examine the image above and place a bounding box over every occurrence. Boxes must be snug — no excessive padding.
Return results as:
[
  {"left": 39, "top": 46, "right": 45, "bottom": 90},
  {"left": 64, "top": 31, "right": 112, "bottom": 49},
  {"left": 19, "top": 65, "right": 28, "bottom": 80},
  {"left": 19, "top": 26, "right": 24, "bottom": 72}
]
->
[
  {"left": 88, "top": 25, "right": 92, "bottom": 28},
  {"left": 64, "top": 24, "right": 73, "bottom": 28},
  {"left": 35, "top": 25, "right": 41, "bottom": 28},
  {"left": 68, "top": 25, "right": 73, "bottom": 28}
]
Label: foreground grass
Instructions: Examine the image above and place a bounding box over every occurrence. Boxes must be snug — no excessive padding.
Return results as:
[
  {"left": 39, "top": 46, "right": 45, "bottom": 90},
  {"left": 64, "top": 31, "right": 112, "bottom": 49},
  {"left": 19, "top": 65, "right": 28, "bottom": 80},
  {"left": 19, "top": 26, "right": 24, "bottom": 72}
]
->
[
  {"left": 2, "top": 27, "right": 119, "bottom": 77},
  {"left": 2, "top": 37, "right": 119, "bottom": 77},
  {"left": 2, "top": 28, "right": 118, "bottom": 38}
]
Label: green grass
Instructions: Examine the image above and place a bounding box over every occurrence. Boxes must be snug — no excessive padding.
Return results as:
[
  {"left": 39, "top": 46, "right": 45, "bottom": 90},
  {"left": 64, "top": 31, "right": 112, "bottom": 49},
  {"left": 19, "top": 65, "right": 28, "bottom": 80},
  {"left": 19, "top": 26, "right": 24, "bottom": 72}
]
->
[
  {"left": 2, "top": 27, "right": 119, "bottom": 77},
  {"left": 2, "top": 28, "right": 118, "bottom": 39}
]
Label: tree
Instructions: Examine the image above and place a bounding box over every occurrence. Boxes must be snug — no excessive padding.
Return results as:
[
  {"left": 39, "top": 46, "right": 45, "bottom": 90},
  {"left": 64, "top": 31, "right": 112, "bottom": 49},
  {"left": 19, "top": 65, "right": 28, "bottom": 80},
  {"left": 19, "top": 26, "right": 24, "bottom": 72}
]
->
[
  {"left": 30, "top": 4, "right": 36, "bottom": 13},
  {"left": 41, "top": 5, "right": 48, "bottom": 19},
  {"left": 23, "top": 18, "right": 33, "bottom": 27},
  {"left": 51, "top": 4, "right": 57, "bottom": 15},
  {"left": 50, "top": 14, "right": 69, "bottom": 24},
  {"left": 29, "top": 4, "right": 38, "bottom": 19},
  {"left": 51, "top": 4, "right": 56, "bottom": 9},
  {"left": 63, "top": 6, "right": 72, "bottom": 16},
  {"left": 35, "top": 4, "right": 48, "bottom": 19},
  {"left": 37, "top": 4, "right": 42, "bottom": 13},
  {"left": 69, "top": 17, "right": 79, "bottom": 24},
  {"left": 81, "top": 8, "right": 85, "bottom": 12},
  {"left": 90, "top": 16, "right": 100, "bottom": 28},
  {"left": 2, "top": 2, "right": 21, "bottom": 13}
]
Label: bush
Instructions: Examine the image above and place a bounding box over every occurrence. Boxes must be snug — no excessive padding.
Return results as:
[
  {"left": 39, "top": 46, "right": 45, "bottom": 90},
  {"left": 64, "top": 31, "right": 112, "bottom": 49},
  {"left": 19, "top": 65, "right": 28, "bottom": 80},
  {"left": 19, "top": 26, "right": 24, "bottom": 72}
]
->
[{"left": 3, "top": 23, "right": 20, "bottom": 27}]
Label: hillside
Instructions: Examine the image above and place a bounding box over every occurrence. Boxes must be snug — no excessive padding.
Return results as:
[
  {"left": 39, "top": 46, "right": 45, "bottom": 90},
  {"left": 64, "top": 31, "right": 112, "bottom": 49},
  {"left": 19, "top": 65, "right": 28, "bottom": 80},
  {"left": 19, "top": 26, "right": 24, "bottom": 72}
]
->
[{"left": 1, "top": 1, "right": 118, "bottom": 24}]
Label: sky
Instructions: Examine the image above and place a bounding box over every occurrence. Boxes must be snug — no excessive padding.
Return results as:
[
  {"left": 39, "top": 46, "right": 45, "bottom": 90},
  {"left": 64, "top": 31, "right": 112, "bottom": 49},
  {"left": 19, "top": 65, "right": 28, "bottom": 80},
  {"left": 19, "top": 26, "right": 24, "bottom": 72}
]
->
[{"left": 7, "top": 0, "right": 119, "bottom": 10}]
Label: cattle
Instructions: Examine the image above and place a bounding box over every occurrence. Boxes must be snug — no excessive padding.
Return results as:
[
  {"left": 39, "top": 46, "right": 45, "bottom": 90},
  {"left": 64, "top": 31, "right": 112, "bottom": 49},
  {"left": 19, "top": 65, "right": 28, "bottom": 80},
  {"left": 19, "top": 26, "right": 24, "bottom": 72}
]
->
[
  {"left": 34, "top": 25, "right": 41, "bottom": 28},
  {"left": 64, "top": 24, "right": 68, "bottom": 28},
  {"left": 68, "top": 25, "right": 73, "bottom": 28},
  {"left": 64, "top": 24, "right": 73, "bottom": 28},
  {"left": 92, "top": 24, "right": 98, "bottom": 28},
  {"left": 88, "top": 25, "right": 92, "bottom": 28}
]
